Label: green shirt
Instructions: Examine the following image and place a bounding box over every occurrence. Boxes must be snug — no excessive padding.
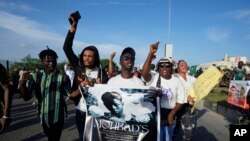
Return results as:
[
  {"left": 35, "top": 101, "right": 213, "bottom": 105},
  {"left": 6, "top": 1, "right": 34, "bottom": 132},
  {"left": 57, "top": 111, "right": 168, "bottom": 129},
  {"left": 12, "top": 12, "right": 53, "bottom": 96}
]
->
[
  {"left": 26, "top": 70, "right": 71, "bottom": 127},
  {"left": 233, "top": 68, "right": 246, "bottom": 80}
]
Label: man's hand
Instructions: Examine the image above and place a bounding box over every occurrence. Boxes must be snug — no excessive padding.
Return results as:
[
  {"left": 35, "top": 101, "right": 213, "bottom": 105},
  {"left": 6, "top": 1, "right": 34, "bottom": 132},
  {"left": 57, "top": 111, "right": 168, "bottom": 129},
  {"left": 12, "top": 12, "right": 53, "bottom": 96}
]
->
[
  {"left": 80, "top": 79, "right": 95, "bottom": 87},
  {"left": 156, "top": 89, "right": 163, "bottom": 97},
  {"left": 188, "top": 95, "right": 195, "bottom": 106},
  {"left": 69, "top": 12, "right": 79, "bottom": 32},
  {"left": 149, "top": 42, "right": 160, "bottom": 59},
  {"left": 167, "top": 111, "right": 175, "bottom": 125},
  {"left": 19, "top": 71, "right": 30, "bottom": 86},
  {"left": 110, "top": 52, "right": 116, "bottom": 60},
  {"left": 69, "top": 14, "right": 77, "bottom": 26},
  {"left": 22, "top": 71, "right": 30, "bottom": 81}
]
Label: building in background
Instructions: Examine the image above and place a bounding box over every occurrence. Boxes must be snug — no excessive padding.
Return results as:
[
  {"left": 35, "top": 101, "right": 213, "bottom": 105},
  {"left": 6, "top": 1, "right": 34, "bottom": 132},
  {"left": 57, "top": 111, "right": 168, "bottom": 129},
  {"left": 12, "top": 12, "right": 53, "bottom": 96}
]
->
[{"left": 190, "top": 54, "right": 250, "bottom": 74}]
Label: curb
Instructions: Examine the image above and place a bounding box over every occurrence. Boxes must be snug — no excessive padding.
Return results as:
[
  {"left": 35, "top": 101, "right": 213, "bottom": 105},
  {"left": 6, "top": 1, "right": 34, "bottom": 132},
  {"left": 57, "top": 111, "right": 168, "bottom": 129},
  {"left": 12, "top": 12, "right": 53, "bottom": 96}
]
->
[{"left": 203, "top": 100, "right": 239, "bottom": 124}]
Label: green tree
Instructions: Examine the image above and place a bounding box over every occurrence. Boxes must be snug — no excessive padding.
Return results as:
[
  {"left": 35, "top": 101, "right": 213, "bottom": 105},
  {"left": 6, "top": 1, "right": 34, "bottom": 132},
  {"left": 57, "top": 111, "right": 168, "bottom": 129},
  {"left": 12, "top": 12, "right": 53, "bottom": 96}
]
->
[
  {"left": 100, "top": 59, "right": 117, "bottom": 71},
  {"left": 9, "top": 55, "right": 117, "bottom": 75},
  {"left": 19, "top": 54, "right": 42, "bottom": 69},
  {"left": 9, "top": 54, "right": 42, "bottom": 74}
]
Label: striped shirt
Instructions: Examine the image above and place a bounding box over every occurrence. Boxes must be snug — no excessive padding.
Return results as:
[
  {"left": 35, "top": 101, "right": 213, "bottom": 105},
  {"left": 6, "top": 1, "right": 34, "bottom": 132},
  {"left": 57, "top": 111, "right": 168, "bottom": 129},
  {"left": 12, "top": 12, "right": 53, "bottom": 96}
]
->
[{"left": 26, "top": 70, "right": 71, "bottom": 127}]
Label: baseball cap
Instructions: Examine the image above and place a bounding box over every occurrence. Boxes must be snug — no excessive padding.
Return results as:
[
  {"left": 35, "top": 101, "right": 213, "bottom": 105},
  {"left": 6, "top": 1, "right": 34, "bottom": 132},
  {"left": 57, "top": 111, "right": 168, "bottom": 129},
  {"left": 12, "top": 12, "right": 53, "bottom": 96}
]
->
[{"left": 120, "top": 47, "right": 135, "bottom": 60}]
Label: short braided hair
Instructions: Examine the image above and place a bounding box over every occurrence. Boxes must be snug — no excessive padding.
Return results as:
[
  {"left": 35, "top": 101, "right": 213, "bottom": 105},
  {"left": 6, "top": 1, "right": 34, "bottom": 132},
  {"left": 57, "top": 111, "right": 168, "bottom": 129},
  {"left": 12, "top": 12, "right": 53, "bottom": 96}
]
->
[{"left": 39, "top": 46, "right": 58, "bottom": 60}]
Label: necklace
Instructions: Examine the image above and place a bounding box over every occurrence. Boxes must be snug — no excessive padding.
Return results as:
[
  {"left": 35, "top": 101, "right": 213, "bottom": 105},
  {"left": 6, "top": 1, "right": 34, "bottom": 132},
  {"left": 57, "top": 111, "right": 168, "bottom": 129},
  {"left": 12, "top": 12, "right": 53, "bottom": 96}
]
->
[{"left": 85, "top": 69, "right": 92, "bottom": 76}]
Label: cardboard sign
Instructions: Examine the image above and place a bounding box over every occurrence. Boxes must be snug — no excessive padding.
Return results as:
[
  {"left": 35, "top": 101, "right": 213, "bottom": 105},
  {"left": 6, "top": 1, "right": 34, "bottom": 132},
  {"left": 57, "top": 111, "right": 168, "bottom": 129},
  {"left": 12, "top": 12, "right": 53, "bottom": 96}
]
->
[{"left": 188, "top": 66, "right": 223, "bottom": 105}]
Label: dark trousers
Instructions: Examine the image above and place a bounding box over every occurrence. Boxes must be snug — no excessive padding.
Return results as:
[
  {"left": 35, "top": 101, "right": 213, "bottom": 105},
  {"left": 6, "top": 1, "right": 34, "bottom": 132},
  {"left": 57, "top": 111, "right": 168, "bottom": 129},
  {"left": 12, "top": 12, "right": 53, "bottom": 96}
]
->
[
  {"left": 42, "top": 121, "right": 64, "bottom": 141},
  {"left": 75, "top": 109, "right": 86, "bottom": 141},
  {"left": 175, "top": 104, "right": 190, "bottom": 128},
  {"left": 173, "top": 103, "right": 193, "bottom": 141}
]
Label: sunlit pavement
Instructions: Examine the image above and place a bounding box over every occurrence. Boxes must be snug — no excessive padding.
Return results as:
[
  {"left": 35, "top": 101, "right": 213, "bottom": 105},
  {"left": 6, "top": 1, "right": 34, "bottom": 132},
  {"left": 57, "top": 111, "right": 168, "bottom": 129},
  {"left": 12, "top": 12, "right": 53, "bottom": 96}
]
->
[{"left": 0, "top": 94, "right": 78, "bottom": 141}]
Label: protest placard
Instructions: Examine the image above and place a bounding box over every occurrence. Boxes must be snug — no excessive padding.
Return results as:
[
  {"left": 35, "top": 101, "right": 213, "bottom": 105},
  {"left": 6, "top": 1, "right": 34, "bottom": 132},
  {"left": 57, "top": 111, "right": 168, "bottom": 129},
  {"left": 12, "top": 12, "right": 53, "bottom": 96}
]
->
[
  {"left": 83, "top": 84, "right": 158, "bottom": 141},
  {"left": 188, "top": 66, "right": 223, "bottom": 108},
  {"left": 227, "top": 80, "right": 250, "bottom": 110}
]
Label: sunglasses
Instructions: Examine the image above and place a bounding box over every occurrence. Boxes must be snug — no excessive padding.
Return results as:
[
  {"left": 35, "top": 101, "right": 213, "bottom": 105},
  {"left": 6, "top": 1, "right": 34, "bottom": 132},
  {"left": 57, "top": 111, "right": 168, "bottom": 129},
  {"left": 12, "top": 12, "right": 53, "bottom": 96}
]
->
[
  {"left": 159, "top": 63, "right": 172, "bottom": 68},
  {"left": 123, "top": 56, "right": 135, "bottom": 62}
]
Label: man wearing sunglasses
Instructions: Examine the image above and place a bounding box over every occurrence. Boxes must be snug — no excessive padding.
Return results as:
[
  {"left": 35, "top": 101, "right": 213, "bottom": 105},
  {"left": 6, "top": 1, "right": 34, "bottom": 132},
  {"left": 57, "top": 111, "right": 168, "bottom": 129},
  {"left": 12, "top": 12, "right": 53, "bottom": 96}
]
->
[
  {"left": 108, "top": 47, "right": 144, "bottom": 86},
  {"left": 141, "top": 42, "right": 185, "bottom": 141}
]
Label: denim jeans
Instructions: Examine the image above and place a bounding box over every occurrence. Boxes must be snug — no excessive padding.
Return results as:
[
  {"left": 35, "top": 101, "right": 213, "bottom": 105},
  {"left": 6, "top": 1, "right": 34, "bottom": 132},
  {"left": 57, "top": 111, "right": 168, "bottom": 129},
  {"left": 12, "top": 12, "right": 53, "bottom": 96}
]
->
[{"left": 160, "top": 122, "right": 176, "bottom": 141}]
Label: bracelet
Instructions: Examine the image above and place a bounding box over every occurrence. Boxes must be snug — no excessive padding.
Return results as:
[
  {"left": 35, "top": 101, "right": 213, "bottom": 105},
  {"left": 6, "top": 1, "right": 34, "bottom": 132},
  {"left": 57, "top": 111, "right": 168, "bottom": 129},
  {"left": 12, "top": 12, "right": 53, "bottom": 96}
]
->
[{"left": 3, "top": 115, "right": 10, "bottom": 119}]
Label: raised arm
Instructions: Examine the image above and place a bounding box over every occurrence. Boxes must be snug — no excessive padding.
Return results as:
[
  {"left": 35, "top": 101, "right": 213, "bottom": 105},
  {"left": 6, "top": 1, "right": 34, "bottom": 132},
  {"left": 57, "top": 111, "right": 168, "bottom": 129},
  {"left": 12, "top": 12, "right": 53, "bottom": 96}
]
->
[
  {"left": 19, "top": 72, "right": 35, "bottom": 101},
  {"left": 141, "top": 42, "right": 160, "bottom": 82},
  {"left": 63, "top": 12, "right": 81, "bottom": 69},
  {"left": 108, "top": 52, "right": 116, "bottom": 77}
]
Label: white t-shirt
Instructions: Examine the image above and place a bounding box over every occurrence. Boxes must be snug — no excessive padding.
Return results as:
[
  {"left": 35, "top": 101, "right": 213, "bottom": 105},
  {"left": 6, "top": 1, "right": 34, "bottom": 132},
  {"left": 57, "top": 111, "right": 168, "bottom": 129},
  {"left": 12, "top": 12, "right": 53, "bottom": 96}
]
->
[
  {"left": 173, "top": 73, "right": 196, "bottom": 103},
  {"left": 64, "top": 65, "right": 75, "bottom": 87},
  {"left": 144, "top": 73, "right": 185, "bottom": 109},
  {"left": 85, "top": 67, "right": 99, "bottom": 81},
  {"left": 108, "top": 74, "right": 145, "bottom": 86}
]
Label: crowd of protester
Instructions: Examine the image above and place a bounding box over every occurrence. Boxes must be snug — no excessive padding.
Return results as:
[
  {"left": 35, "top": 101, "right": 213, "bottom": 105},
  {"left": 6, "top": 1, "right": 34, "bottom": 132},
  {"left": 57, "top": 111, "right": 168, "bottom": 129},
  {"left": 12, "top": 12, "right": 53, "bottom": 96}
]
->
[{"left": 1, "top": 11, "right": 250, "bottom": 141}]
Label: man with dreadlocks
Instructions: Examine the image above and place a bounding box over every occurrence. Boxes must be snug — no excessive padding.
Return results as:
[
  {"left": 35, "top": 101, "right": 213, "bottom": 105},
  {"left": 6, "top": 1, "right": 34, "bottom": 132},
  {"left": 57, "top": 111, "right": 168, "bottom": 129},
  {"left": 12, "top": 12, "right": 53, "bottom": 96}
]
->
[
  {"left": 63, "top": 11, "right": 109, "bottom": 141},
  {"left": 19, "top": 47, "right": 72, "bottom": 141}
]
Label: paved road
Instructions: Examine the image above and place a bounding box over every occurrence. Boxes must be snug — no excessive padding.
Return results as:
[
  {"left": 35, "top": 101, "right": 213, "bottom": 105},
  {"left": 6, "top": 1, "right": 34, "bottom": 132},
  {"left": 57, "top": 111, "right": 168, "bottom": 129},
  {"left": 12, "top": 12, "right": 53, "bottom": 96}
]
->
[
  {"left": 0, "top": 94, "right": 78, "bottom": 141},
  {"left": 0, "top": 94, "right": 230, "bottom": 141},
  {"left": 192, "top": 100, "right": 230, "bottom": 141}
]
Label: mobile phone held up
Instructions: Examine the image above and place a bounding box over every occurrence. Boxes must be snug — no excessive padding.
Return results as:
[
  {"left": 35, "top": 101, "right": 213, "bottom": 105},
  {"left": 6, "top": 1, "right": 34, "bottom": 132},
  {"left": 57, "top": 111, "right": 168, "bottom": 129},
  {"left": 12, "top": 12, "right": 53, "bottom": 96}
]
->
[{"left": 69, "top": 11, "right": 81, "bottom": 25}]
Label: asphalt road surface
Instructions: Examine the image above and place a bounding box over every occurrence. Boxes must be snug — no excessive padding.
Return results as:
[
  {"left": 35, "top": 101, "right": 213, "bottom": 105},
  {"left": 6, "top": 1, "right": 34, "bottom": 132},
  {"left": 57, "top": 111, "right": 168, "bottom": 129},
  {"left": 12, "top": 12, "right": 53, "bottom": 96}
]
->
[
  {"left": 0, "top": 94, "right": 230, "bottom": 141},
  {"left": 0, "top": 94, "right": 78, "bottom": 141},
  {"left": 192, "top": 100, "right": 230, "bottom": 141}
]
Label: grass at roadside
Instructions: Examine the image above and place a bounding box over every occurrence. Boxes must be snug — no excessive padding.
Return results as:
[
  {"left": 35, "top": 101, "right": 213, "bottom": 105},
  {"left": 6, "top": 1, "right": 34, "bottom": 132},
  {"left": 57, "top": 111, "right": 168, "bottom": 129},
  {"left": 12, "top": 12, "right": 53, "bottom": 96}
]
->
[
  {"left": 204, "top": 87, "right": 235, "bottom": 109},
  {"left": 204, "top": 86, "right": 229, "bottom": 104}
]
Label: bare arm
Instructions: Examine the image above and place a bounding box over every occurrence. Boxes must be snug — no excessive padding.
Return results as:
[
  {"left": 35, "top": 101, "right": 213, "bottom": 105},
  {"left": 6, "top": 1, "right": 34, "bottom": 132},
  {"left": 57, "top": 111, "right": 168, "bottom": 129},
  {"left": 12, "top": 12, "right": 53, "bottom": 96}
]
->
[
  {"left": 19, "top": 72, "right": 33, "bottom": 101},
  {"left": 3, "top": 85, "right": 10, "bottom": 117},
  {"left": 0, "top": 84, "right": 12, "bottom": 130},
  {"left": 167, "top": 103, "right": 183, "bottom": 125},
  {"left": 243, "top": 68, "right": 247, "bottom": 80},
  {"left": 69, "top": 88, "right": 81, "bottom": 100},
  {"left": 108, "top": 52, "right": 116, "bottom": 77},
  {"left": 69, "top": 81, "right": 92, "bottom": 101},
  {"left": 230, "top": 68, "right": 236, "bottom": 80},
  {"left": 141, "top": 42, "right": 160, "bottom": 82},
  {"left": 19, "top": 81, "right": 28, "bottom": 100}
]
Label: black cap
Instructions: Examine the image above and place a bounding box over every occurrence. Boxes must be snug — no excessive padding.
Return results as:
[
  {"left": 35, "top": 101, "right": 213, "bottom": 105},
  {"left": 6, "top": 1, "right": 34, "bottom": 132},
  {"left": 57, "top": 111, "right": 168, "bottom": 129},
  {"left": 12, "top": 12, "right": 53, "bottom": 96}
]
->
[{"left": 120, "top": 47, "right": 135, "bottom": 60}]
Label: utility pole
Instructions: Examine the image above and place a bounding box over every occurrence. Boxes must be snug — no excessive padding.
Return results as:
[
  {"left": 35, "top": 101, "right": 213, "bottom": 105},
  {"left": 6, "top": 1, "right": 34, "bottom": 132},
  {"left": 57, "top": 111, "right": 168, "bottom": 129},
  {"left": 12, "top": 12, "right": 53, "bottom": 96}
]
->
[{"left": 165, "top": 0, "right": 173, "bottom": 59}]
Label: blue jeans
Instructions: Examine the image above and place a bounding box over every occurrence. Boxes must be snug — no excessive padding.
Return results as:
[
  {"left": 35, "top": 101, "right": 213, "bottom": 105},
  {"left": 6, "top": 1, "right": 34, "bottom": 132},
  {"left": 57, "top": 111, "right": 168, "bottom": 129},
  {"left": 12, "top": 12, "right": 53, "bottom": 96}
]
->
[{"left": 160, "top": 122, "right": 176, "bottom": 141}]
